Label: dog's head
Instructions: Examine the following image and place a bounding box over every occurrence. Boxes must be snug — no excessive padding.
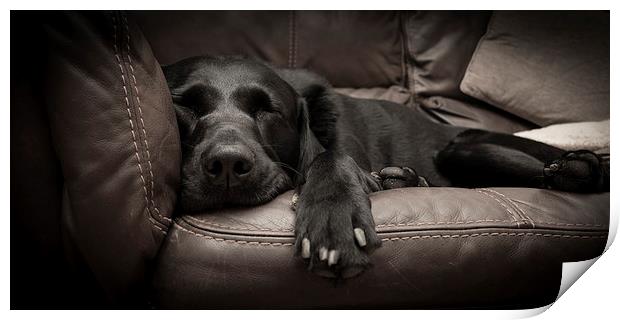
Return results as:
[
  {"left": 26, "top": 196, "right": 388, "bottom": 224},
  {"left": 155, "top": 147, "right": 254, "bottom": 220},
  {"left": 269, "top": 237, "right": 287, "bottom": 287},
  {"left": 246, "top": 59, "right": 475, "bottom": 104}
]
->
[{"left": 163, "top": 56, "right": 337, "bottom": 211}]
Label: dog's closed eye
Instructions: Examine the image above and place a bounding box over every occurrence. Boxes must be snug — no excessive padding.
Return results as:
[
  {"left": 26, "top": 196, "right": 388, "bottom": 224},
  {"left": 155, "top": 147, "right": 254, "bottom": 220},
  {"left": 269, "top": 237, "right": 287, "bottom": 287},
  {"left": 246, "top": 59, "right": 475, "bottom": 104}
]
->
[
  {"left": 172, "top": 85, "right": 222, "bottom": 115},
  {"left": 232, "top": 87, "right": 282, "bottom": 118}
]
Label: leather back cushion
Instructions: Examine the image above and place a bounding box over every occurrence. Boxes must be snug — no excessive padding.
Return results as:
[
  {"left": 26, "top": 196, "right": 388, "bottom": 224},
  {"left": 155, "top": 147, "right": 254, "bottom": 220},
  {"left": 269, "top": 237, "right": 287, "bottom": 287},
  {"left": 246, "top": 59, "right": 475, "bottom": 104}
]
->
[
  {"left": 44, "top": 12, "right": 181, "bottom": 302},
  {"left": 401, "top": 11, "right": 538, "bottom": 133},
  {"left": 405, "top": 11, "right": 491, "bottom": 101},
  {"left": 132, "top": 11, "right": 405, "bottom": 88},
  {"left": 460, "top": 11, "right": 610, "bottom": 126}
]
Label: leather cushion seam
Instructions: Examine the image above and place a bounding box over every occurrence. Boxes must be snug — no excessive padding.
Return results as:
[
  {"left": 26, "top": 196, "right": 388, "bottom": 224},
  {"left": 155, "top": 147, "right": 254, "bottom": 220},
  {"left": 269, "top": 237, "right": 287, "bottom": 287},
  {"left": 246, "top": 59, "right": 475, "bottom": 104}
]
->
[
  {"left": 112, "top": 13, "right": 167, "bottom": 233},
  {"left": 476, "top": 189, "right": 526, "bottom": 226},
  {"left": 175, "top": 222, "right": 607, "bottom": 246},
  {"left": 186, "top": 217, "right": 608, "bottom": 233},
  {"left": 482, "top": 188, "right": 536, "bottom": 227},
  {"left": 121, "top": 14, "right": 171, "bottom": 224}
]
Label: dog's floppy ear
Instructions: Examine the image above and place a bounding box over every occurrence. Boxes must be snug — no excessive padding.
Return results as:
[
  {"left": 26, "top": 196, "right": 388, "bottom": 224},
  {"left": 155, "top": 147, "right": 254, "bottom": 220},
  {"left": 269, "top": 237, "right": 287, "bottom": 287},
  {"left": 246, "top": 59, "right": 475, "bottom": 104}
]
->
[
  {"left": 161, "top": 62, "right": 185, "bottom": 91},
  {"left": 277, "top": 69, "right": 341, "bottom": 184},
  {"left": 295, "top": 97, "right": 325, "bottom": 183},
  {"left": 161, "top": 62, "right": 198, "bottom": 139},
  {"left": 276, "top": 68, "right": 340, "bottom": 148}
]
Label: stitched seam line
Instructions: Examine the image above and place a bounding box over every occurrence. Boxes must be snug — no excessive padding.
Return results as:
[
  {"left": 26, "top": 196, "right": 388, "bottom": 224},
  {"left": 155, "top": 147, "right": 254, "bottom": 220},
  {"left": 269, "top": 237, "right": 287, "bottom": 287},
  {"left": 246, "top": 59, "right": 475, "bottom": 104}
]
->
[
  {"left": 483, "top": 188, "right": 535, "bottom": 227},
  {"left": 121, "top": 14, "right": 171, "bottom": 224},
  {"left": 288, "top": 11, "right": 297, "bottom": 68},
  {"left": 535, "top": 222, "right": 608, "bottom": 227},
  {"left": 112, "top": 13, "right": 166, "bottom": 233},
  {"left": 381, "top": 232, "right": 608, "bottom": 242},
  {"left": 175, "top": 223, "right": 606, "bottom": 246},
  {"left": 189, "top": 217, "right": 607, "bottom": 233},
  {"left": 188, "top": 218, "right": 516, "bottom": 233},
  {"left": 148, "top": 216, "right": 168, "bottom": 234},
  {"left": 405, "top": 12, "right": 418, "bottom": 100},
  {"left": 292, "top": 11, "right": 297, "bottom": 68},
  {"left": 398, "top": 12, "right": 409, "bottom": 89},
  {"left": 187, "top": 219, "right": 294, "bottom": 232},
  {"left": 287, "top": 11, "right": 292, "bottom": 68},
  {"left": 376, "top": 219, "right": 511, "bottom": 227},
  {"left": 176, "top": 223, "right": 294, "bottom": 246},
  {"left": 476, "top": 189, "right": 524, "bottom": 226}
]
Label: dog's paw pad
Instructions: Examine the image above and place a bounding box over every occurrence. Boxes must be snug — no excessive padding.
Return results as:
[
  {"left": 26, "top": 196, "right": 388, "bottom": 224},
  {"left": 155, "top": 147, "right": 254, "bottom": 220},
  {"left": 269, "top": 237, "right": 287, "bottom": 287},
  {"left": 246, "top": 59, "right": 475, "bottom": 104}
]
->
[
  {"left": 377, "top": 166, "right": 428, "bottom": 189},
  {"left": 290, "top": 192, "right": 299, "bottom": 211}
]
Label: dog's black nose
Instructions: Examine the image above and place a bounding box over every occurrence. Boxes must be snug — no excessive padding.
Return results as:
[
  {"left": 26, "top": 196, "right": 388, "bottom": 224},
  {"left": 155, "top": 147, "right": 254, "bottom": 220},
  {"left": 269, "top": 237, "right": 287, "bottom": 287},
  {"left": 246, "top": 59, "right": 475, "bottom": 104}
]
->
[{"left": 204, "top": 146, "right": 254, "bottom": 188}]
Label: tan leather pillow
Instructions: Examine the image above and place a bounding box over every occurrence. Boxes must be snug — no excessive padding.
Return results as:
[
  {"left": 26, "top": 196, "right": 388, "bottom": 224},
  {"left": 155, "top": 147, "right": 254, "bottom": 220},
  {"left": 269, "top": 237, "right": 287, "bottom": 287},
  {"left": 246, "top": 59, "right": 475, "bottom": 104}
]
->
[{"left": 460, "top": 11, "right": 609, "bottom": 126}]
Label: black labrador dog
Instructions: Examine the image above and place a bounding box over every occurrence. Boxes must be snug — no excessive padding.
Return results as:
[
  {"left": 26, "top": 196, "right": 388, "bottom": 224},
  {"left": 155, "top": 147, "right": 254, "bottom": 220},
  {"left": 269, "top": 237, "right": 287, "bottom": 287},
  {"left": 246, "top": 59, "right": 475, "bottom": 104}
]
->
[{"left": 163, "top": 56, "right": 609, "bottom": 278}]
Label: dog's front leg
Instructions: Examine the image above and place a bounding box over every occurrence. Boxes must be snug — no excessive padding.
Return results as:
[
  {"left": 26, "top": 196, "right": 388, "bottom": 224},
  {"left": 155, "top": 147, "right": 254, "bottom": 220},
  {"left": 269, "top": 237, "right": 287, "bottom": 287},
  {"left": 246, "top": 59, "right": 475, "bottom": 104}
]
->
[{"left": 294, "top": 151, "right": 382, "bottom": 279}]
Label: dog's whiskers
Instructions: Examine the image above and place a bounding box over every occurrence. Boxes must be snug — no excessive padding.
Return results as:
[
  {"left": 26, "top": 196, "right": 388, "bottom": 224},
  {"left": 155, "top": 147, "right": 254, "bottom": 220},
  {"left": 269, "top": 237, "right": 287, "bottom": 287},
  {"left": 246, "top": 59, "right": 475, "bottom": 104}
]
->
[{"left": 274, "top": 161, "right": 302, "bottom": 177}]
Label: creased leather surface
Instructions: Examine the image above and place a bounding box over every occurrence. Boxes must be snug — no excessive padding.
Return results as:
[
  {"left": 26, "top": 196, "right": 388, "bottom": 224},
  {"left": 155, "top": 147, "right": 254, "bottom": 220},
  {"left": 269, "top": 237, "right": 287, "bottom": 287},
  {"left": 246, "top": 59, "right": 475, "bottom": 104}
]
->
[
  {"left": 133, "top": 11, "right": 404, "bottom": 88},
  {"left": 43, "top": 11, "right": 180, "bottom": 303},
  {"left": 405, "top": 11, "right": 491, "bottom": 101},
  {"left": 153, "top": 188, "right": 608, "bottom": 308},
  {"left": 403, "top": 11, "right": 535, "bottom": 132},
  {"left": 335, "top": 86, "right": 412, "bottom": 106},
  {"left": 417, "top": 96, "right": 536, "bottom": 133}
]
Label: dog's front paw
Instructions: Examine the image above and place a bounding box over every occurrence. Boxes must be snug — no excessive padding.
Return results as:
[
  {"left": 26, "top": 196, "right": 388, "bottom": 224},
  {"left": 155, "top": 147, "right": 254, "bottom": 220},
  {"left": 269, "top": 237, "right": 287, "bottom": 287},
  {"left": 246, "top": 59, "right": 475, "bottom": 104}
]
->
[
  {"left": 375, "top": 166, "right": 429, "bottom": 189},
  {"left": 543, "top": 150, "right": 608, "bottom": 192},
  {"left": 294, "top": 192, "right": 381, "bottom": 279}
]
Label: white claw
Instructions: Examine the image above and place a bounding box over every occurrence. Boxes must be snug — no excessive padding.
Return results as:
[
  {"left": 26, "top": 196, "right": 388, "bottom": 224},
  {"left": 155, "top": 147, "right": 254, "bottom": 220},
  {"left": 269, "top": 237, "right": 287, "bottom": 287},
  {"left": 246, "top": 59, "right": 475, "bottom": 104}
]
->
[
  {"left": 319, "top": 247, "right": 328, "bottom": 261},
  {"left": 354, "top": 228, "right": 367, "bottom": 247},
  {"left": 418, "top": 176, "right": 430, "bottom": 187},
  {"left": 291, "top": 193, "right": 299, "bottom": 211},
  {"left": 328, "top": 250, "right": 340, "bottom": 266},
  {"left": 301, "top": 238, "right": 311, "bottom": 258}
]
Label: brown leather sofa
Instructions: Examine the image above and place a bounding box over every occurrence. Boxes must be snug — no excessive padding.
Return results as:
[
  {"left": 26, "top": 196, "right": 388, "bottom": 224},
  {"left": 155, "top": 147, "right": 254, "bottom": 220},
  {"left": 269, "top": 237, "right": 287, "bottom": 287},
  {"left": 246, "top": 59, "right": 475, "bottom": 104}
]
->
[{"left": 11, "top": 11, "right": 609, "bottom": 309}]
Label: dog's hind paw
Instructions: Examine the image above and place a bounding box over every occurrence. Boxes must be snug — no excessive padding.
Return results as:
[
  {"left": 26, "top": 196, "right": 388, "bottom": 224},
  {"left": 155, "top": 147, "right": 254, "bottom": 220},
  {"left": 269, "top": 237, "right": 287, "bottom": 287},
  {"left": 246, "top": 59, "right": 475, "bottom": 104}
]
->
[
  {"left": 543, "top": 150, "right": 609, "bottom": 192},
  {"left": 375, "top": 166, "right": 429, "bottom": 189}
]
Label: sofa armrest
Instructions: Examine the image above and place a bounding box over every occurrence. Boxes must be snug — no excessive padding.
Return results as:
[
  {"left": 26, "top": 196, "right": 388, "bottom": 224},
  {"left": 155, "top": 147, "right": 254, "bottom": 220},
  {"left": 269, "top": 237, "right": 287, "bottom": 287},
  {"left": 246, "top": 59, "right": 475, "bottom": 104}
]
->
[
  {"left": 44, "top": 11, "right": 180, "bottom": 303},
  {"left": 153, "top": 188, "right": 608, "bottom": 308}
]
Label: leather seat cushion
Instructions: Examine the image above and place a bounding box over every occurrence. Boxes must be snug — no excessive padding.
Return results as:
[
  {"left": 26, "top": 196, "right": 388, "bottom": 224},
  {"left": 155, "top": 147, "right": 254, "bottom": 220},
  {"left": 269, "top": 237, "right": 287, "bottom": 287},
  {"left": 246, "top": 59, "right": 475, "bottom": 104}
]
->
[{"left": 152, "top": 188, "right": 608, "bottom": 308}]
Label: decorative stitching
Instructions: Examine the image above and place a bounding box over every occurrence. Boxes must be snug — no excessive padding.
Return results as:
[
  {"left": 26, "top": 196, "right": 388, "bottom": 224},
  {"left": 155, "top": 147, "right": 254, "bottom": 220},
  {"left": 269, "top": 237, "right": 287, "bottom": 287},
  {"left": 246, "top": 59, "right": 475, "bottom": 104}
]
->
[
  {"left": 288, "top": 11, "right": 297, "bottom": 68},
  {"left": 176, "top": 223, "right": 606, "bottom": 247},
  {"left": 483, "top": 189, "right": 608, "bottom": 228},
  {"left": 292, "top": 11, "right": 297, "bottom": 68},
  {"left": 404, "top": 13, "right": 418, "bottom": 100},
  {"left": 112, "top": 13, "right": 166, "bottom": 233},
  {"left": 381, "top": 232, "right": 607, "bottom": 242},
  {"left": 187, "top": 219, "right": 294, "bottom": 232},
  {"left": 476, "top": 189, "right": 524, "bottom": 225},
  {"left": 149, "top": 217, "right": 168, "bottom": 234},
  {"left": 376, "top": 219, "right": 511, "bottom": 228},
  {"left": 176, "top": 223, "right": 294, "bottom": 246},
  {"left": 121, "top": 14, "right": 171, "bottom": 224},
  {"left": 189, "top": 216, "right": 607, "bottom": 233},
  {"left": 535, "top": 221, "right": 608, "bottom": 227},
  {"left": 287, "top": 11, "right": 292, "bottom": 68},
  {"left": 482, "top": 188, "right": 535, "bottom": 227},
  {"left": 188, "top": 216, "right": 607, "bottom": 233},
  {"left": 397, "top": 12, "right": 410, "bottom": 90},
  {"left": 188, "top": 218, "right": 515, "bottom": 233}
]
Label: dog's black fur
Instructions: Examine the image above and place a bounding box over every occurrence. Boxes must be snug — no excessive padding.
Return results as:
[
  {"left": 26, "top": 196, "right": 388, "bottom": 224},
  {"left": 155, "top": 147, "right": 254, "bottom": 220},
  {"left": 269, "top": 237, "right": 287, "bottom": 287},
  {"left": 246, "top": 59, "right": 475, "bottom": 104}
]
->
[{"left": 163, "top": 56, "right": 610, "bottom": 278}]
